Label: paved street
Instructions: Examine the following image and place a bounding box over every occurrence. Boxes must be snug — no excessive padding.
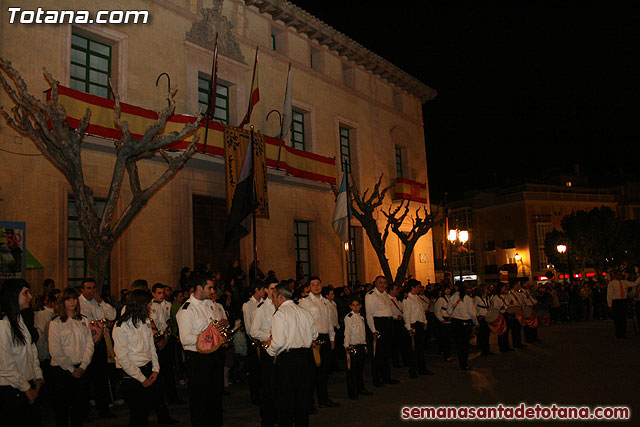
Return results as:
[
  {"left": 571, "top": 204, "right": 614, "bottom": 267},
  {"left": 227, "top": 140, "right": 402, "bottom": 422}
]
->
[{"left": 43, "top": 320, "right": 639, "bottom": 426}]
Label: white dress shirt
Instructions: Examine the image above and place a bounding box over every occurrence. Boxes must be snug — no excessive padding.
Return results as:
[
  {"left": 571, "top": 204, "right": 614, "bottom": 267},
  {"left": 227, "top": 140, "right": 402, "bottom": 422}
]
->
[
  {"left": 434, "top": 296, "right": 451, "bottom": 322},
  {"left": 48, "top": 315, "right": 94, "bottom": 373},
  {"left": 242, "top": 296, "right": 262, "bottom": 332},
  {"left": 365, "top": 288, "right": 393, "bottom": 333},
  {"left": 389, "top": 295, "right": 403, "bottom": 319},
  {"left": 522, "top": 290, "right": 537, "bottom": 307},
  {"left": 175, "top": 295, "right": 227, "bottom": 352},
  {"left": 492, "top": 294, "right": 508, "bottom": 313},
  {"left": 299, "top": 293, "right": 335, "bottom": 340},
  {"left": 505, "top": 291, "right": 524, "bottom": 311},
  {"left": 267, "top": 300, "right": 317, "bottom": 357},
  {"left": 447, "top": 292, "right": 479, "bottom": 326},
  {"left": 34, "top": 307, "right": 55, "bottom": 361},
  {"left": 328, "top": 299, "right": 339, "bottom": 330},
  {"left": 150, "top": 300, "right": 171, "bottom": 334},
  {"left": 249, "top": 299, "right": 275, "bottom": 341},
  {"left": 418, "top": 295, "right": 431, "bottom": 311},
  {"left": 607, "top": 277, "right": 640, "bottom": 306},
  {"left": 343, "top": 311, "right": 366, "bottom": 347},
  {"left": 79, "top": 294, "right": 116, "bottom": 321},
  {"left": 474, "top": 295, "right": 491, "bottom": 317},
  {"left": 402, "top": 293, "right": 427, "bottom": 330},
  {"left": 0, "top": 315, "right": 43, "bottom": 392},
  {"left": 112, "top": 318, "right": 159, "bottom": 383}
]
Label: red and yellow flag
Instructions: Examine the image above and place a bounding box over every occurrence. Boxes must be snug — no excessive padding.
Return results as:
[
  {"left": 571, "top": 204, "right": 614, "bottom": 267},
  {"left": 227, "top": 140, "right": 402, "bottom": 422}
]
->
[{"left": 239, "top": 48, "right": 259, "bottom": 128}]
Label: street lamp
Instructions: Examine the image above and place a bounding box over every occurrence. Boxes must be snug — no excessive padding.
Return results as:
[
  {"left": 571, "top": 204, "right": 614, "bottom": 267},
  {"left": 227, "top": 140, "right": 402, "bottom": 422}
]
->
[
  {"left": 556, "top": 244, "right": 568, "bottom": 284},
  {"left": 514, "top": 253, "right": 524, "bottom": 281},
  {"left": 448, "top": 229, "right": 469, "bottom": 284}
]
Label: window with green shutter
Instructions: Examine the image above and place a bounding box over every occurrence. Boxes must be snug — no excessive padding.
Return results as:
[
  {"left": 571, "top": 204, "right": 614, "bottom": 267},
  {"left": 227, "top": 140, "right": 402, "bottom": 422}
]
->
[
  {"left": 339, "top": 126, "right": 351, "bottom": 173},
  {"left": 70, "top": 33, "right": 111, "bottom": 99},
  {"left": 198, "top": 74, "right": 229, "bottom": 124},
  {"left": 291, "top": 110, "right": 306, "bottom": 151},
  {"left": 294, "top": 220, "right": 311, "bottom": 279}
]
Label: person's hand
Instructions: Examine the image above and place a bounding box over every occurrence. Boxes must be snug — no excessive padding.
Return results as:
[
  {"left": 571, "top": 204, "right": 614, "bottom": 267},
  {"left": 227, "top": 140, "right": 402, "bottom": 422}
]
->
[
  {"left": 25, "top": 387, "right": 38, "bottom": 404},
  {"left": 397, "top": 315, "right": 402, "bottom": 321},
  {"left": 423, "top": 323, "right": 428, "bottom": 330},
  {"left": 408, "top": 329, "right": 415, "bottom": 337},
  {"left": 72, "top": 368, "right": 85, "bottom": 378},
  {"left": 142, "top": 377, "right": 154, "bottom": 388},
  {"left": 217, "top": 319, "right": 230, "bottom": 328},
  {"left": 94, "top": 294, "right": 103, "bottom": 303},
  {"left": 34, "top": 378, "right": 44, "bottom": 393},
  {"left": 373, "top": 331, "right": 380, "bottom": 339},
  {"left": 330, "top": 340, "right": 335, "bottom": 350},
  {"left": 149, "top": 371, "right": 159, "bottom": 383}
]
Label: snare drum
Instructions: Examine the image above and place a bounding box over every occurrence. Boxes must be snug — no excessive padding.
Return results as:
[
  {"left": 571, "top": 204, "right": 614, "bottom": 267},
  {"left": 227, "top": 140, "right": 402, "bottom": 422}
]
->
[{"left": 485, "top": 309, "right": 507, "bottom": 335}]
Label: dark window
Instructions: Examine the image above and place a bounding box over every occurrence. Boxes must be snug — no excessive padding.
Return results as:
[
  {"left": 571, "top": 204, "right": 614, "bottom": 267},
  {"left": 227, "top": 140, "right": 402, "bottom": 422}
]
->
[
  {"left": 271, "top": 33, "right": 276, "bottom": 50},
  {"left": 291, "top": 110, "right": 305, "bottom": 151},
  {"left": 395, "top": 146, "right": 404, "bottom": 178},
  {"left": 70, "top": 33, "right": 111, "bottom": 98},
  {"left": 339, "top": 126, "right": 351, "bottom": 173},
  {"left": 67, "top": 196, "right": 109, "bottom": 289},
  {"left": 294, "top": 220, "right": 311, "bottom": 279},
  {"left": 198, "top": 75, "right": 229, "bottom": 124}
]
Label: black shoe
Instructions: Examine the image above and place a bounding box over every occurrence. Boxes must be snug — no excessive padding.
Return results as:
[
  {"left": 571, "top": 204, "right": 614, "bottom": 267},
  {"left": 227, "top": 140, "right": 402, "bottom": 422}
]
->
[
  {"left": 418, "top": 369, "right": 434, "bottom": 375},
  {"left": 325, "top": 399, "right": 340, "bottom": 407},
  {"left": 384, "top": 378, "right": 399, "bottom": 385},
  {"left": 98, "top": 411, "right": 117, "bottom": 419},
  {"left": 359, "top": 389, "right": 373, "bottom": 396},
  {"left": 158, "top": 417, "right": 179, "bottom": 425},
  {"left": 373, "top": 380, "right": 385, "bottom": 387}
]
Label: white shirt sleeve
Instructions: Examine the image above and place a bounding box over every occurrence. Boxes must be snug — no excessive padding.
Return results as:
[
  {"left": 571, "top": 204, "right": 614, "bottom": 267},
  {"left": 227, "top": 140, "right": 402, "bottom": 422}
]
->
[
  {"left": 80, "top": 324, "right": 94, "bottom": 370},
  {"left": 176, "top": 309, "right": 198, "bottom": 348},
  {"left": 48, "top": 321, "right": 74, "bottom": 373},
  {"left": 0, "top": 323, "right": 31, "bottom": 392},
  {"left": 112, "top": 325, "right": 146, "bottom": 383},
  {"left": 365, "top": 294, "right": 376, "bottom": 333},
  {"left": 99, "top": 301, "right": 116, "bottom": 321},
  {"left": 267, "top": 313, "right": 284, "bottom": 357}
]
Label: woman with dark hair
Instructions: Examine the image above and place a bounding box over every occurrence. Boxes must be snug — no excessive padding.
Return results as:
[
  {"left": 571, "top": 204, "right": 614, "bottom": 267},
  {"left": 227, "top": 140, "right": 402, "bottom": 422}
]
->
[
  {"left": 179, "top": 267, "right": 191, "bottom": 291},
  {"left": 0, "top": 278, "right": 43, "bottom": 426},
  {"left": 112, "top": 289, "right": 166, "bottom": 426},
  {"left": 447, "top": 282, "right": 478, "bottom": 370},
  {"left": 48, "top": 287, "right": 94, "bottom": 427}
]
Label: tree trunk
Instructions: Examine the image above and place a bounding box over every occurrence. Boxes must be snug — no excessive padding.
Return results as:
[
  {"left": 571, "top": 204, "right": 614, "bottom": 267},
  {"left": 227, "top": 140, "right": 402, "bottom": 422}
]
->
[
  {"left": 394, "top": 240, "right": 417, "bottom": 287},
  {"left": 85, "top": 245, "right": 112, "bottom": 293}
]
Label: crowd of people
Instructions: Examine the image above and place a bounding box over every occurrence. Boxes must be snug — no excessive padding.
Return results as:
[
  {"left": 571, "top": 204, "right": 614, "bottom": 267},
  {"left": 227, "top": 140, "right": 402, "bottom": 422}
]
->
[{"left": 1, "top": 261, "right": 639, "bottom": 427}]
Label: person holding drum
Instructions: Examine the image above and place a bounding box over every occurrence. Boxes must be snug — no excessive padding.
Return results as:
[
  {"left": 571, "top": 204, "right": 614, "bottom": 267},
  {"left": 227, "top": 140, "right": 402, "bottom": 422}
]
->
[
  {"left": 447, "top": 282, "right": 478, "bottom": 370},
  {"left": 492, "top": 284, "right": 513, "bottom": 352},
  {"left": 522, "top": 283, "right": 540, "bottom": 343},
  {"left": 505, "top": 282, "right": 526, "bottom": 349},
  {"left": 434, "top": 286, "right": 455, "bottom": 362},
  {"left": 474, "top": 285, "right": 493, "bottom": 356}
]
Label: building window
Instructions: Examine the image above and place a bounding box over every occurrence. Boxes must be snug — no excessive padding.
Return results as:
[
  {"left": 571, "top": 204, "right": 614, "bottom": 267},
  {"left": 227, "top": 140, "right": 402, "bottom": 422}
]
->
[
  {"left": 270, "top": 26, "right": 285, "bottom": 55},
  {"left": 395, "top": 145, "right": 404, "bottom": 178},
  {"left": 535, "top": 223, "right": 552, "bottom": 270},
  {"left": 393, "top": 90, "right": 403, "bottom": 112},
  {"left": 342, "top": 63, "right": 355, "bottom": 88},
  {"left": 310, "top": 46, "right": 323, "bottom": 73},
  {"left": 291, "top": 110, "right": 306, "bottom": 151},
  {"left": 271, "top": 33, "right": 276, "bottom": 50},
  {"left": 70, "top": 33, "right": 111, "bottom": 98},
  {"left": 198, "top": 74, "right": 229, "bottom": 124},
  {"left": 339, "top": 126, "right": 351, "bottom": 173},
  {"left": 294, "top": 220, "right": 311, "bottom": 279},
  {"left": 347, "top": 227, "right": 358, "bottom": 286},
  {"left": 67, "top": 196, "right": 108, "bottom": 288}
]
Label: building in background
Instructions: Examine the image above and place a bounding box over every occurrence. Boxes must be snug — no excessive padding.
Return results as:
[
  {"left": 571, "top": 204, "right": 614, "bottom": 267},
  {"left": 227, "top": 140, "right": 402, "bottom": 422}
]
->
[{"left": 0, "top": 0, "right": 436, "bottom": 295}]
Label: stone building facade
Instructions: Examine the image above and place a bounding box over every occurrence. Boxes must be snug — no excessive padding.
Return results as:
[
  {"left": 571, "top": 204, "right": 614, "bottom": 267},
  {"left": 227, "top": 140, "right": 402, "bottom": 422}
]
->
[{"left": 0, "top": 0, "right": 436, "bottom": 294}]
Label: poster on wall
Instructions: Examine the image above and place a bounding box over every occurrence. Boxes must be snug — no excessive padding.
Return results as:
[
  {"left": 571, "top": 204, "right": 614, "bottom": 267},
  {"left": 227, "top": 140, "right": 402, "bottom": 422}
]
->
[{"left": 0, "top": 221, "right": 26, "bottom": 280}]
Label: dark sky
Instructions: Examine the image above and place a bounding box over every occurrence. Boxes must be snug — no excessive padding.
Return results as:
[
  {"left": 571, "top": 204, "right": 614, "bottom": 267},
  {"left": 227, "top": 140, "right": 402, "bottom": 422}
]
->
[{"left": 290, "top": 1, "right": 640, "bottom": 201}]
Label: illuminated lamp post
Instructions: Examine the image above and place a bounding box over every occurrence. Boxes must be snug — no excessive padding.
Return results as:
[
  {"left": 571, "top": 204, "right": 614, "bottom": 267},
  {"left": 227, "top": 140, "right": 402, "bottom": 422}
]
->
[
  {"left": 448, "top": 229, "right": 469, "bottom": 284},
  {"left": 557, "top": 244, "right": 568, "bottom": 284}
]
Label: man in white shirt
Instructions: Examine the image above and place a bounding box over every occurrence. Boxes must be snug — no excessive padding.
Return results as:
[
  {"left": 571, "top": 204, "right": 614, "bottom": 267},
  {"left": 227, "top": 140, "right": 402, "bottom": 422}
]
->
[
  {"left": 79, "top": 278, "right": 116, "bottom": 419},
  {"left": 268, "top": 282, "right": 317, "bottom": 426},
  {"left": 249, "top": 278, "right": 278, "bottom": 426},
  {"left": 402, "top": 280, "right": 433, "bottom": 378},
  {"left": 364, "top": 276, "right": 398, "bottom": 387},
  {"left": 176, "top": 273, "right": 228, "bottom": 426},
  {"left": 607, "top": 267, "right": 640, "bottom": 338},
  {"left": 242, "top": 280, "right": 265, "bottom": 405},
  {"left": 299, "top": 276, "right": 339, "bottom": 408}
]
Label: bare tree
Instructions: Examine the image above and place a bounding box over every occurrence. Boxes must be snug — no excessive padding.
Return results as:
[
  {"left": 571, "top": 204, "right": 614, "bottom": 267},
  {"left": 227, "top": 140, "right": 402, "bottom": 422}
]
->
[
  {"left": 0, "top": 58, "right": 201, "bottom": 290},
  {"left": 333, "top": 174, "right": 441, "bottom": 286}
]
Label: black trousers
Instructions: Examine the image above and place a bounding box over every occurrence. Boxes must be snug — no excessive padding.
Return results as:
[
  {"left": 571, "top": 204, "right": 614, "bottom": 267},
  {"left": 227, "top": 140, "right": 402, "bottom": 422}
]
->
[
  {"left": 51, "top": 366, "right": 89, "bottom": 427},
  {"left": 436, "top": 319, "right": 453, "bottom": 358},
  {"left": 158, "top": 336, "right": 179, "bottom": 402},
  {"left": 523, "top": 325, "right": 538, "bottom": 342},
  {"left": 498, "top": 317, "right": 511, "bottom": 351},
  {"left": 390, "top": 319, "right": 408, "bottom": 367},
  {"left": 312, "top": 333, "right": 331, "bottom": 405},
  {"left": 273, "top": 348, "right": 314, "bottom": 427},
  {"left": 477, "top": 318, "right": 491, "bottom": 354},
  {"left": 0, "top": 384, "right": 41, "bottom": 427},
  {"left": 258, "top": 347, "right": 276, "bottom": 427},
  {"left": 612, "top": 299, "right": 628, "bottom": 338},
  {"left": 452, "top": 319, "right": 474, "bottom": 369},
  {"left": 185, "top": 350, "right": 224, "bottom": 426},
  {"left": 408, "top": 322, "right": 427, "bottom": 375},
  {"left": 85, "top": 338, "right": 110, "bottom": 415},
  {"left": 506, "top": 314, "right": 523, "bottom": 347},
  {"left": 345, "top": 344, "right": 366, "bottom": 398},
  {"left": 120, "top": 362, "right": 163, "bottom": 427},
  {"left": 247, "top": 337, "right": 261, "bottom": 405},
  {"left": 371, "top": 317, "right": 393, "bottom": 383}
]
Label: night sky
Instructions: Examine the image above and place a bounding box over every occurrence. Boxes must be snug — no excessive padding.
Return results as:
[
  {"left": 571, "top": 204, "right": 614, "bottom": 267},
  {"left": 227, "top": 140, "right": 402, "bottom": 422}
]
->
[{"left": 290, "top": 1, "right": 640, "bottom": 201}]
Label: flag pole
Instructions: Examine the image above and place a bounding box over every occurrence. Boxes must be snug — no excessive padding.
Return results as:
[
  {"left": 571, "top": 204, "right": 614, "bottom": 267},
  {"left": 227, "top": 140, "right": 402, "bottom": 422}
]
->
[
  {"left": 276, "top": 63, "right": 291, "bottom": 169},
  {"left": 203, "top": 33, "right": 218, "bottom": 155},
  {"left": 251, "top": 125, "right": 258, "bottom": 281},
  {"left": 240, "top": 47, "right": 259, "bottom": 128},
  {"left": 345, "top": 159, "right": 354, "bottom": 290}
]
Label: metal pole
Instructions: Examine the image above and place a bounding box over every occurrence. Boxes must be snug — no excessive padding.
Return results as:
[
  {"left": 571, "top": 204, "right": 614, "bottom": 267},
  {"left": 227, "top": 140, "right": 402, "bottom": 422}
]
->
[{"left": 251, "top": 126, "right": 258, "bottom": 280}]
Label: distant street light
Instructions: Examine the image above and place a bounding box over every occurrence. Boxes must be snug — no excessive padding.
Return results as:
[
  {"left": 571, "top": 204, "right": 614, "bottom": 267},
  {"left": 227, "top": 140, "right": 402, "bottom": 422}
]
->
[
  {"left": 556, "top": 244, "right": 569, "bottom": 284},
  {"left": 448, "top": 229, "right": 469, "bottom": 284}
]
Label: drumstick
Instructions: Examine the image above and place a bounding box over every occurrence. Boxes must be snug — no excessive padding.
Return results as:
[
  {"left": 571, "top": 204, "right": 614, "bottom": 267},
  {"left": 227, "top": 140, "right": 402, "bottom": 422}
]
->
[{"left": 346, "top": 351, "right": 351, "bottom": 371}]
